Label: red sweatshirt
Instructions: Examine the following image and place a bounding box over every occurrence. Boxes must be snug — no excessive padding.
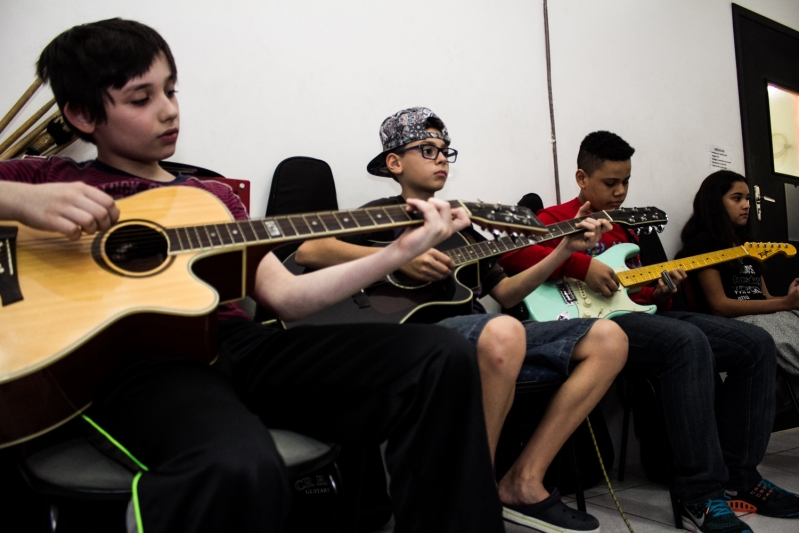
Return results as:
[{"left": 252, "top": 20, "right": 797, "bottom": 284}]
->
[{"left": 498, "top": 197, "right": 658, "bottom": 305}]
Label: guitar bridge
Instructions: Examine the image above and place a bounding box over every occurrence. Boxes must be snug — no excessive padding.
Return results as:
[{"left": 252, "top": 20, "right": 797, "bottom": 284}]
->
[
  {"left": 556, "top": 281, "right": 577, "bottom": 306},
  {"left": 0, "top": 226, "right": 23, "bottom": 306}
]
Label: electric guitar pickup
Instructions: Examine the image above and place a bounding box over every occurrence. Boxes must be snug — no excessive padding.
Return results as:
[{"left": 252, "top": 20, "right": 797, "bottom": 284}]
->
[
  {"left": 524, "top": 242, "right": 797, "bottom": 321},
  {"left": 0, "top": 187, "right": 546, "bottom": 448},
  {"left": 282, "top": 206, "right": 668, "bottom": 328}
]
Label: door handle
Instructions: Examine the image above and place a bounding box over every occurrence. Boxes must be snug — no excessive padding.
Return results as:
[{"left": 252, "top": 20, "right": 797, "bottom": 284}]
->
[{"left": 754, "top": 185, "right": 775, "bottom": 221}]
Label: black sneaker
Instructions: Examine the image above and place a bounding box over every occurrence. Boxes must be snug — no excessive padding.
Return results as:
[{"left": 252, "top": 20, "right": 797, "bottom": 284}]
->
[
  {"left": 502, "top": 489, "right": 600, "bottom": 533},
  {"left": 681, "top": 499, "right": 752, "bottom": 533},
  {"left": 725, "top": 478, "right": 799, "bottom": 518}
]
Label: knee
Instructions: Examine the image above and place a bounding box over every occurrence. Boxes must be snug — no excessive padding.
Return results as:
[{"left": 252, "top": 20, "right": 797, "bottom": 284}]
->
[
  {"left": 476, "top": 316, "right": 526, "bottom": 374},
  {"left": 585, "top": 319, "right": 628, "bottom": 370},
  {"left": 201, "top": 427, "right": 289, "bottom": 499}
]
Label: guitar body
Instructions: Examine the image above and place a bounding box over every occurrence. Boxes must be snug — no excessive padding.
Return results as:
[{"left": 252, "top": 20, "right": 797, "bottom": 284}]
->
[
  {"left": 282, "top": 233, "right": 476, "bottom": 327},
  {"left": 524, "top": 243, "right": 657, "bottom": 322},
  {"left": 0, "top": 187, "right": 262, "bottom": 447}
]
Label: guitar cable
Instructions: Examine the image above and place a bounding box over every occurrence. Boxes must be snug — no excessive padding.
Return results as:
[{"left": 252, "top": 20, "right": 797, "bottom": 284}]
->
[{"left": 586, "top": 414, "right": 635, "bottom": 533}]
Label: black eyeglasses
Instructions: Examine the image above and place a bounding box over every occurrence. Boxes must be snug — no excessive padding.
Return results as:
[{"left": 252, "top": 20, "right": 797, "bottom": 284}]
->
[{"left": 393, "top": 144, "right": 458, "bottom": 163}]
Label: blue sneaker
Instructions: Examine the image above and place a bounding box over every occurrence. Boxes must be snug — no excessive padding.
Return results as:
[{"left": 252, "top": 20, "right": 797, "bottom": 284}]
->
[
  {"left": 681, "top": 499, "right": 752, "bottom": 533},
  {"left": 725, "top": 478, "right": 799, "bottom": 518},
  {"left": 503, "top": 488, "right": 600, "bottom": 533}
]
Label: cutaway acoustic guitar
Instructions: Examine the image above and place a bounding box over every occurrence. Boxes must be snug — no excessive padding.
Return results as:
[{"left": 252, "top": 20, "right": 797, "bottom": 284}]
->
[{"left": 0, "top": 186, "right": 546, "bottom": 447}]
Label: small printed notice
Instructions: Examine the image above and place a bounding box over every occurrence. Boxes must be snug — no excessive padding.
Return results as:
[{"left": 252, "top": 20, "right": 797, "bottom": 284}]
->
[{"left": 708, "top": 144, "right": 733, "bottom": 171}]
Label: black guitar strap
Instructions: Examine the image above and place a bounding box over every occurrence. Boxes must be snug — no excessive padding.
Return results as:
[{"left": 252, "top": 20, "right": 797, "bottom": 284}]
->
[{"left": 0, "top": 226, "right": 23, "bottom": 306}]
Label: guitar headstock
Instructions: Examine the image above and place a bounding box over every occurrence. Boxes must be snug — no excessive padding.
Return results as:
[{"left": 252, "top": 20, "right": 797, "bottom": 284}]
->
[
  {"left": 742, "top": 242, "right": 797, "bottom": 261},
  {"left": 601, "top": 206, "right": 668, "bottom": 235},
  {"left": 455, "top": 201, "right": 548, "bottom": 235}
]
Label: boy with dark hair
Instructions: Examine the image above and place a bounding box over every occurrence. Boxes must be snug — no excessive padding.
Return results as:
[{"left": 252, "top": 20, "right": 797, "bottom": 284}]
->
[
  {"left": 0, "top": 20, "right": 506, "bottom": 533},
  {"left": 500, "top": 130, "right": 799, "bottom": 533},
  {"left": 296, "top": 107, "right": 629, "bottom": 533}
]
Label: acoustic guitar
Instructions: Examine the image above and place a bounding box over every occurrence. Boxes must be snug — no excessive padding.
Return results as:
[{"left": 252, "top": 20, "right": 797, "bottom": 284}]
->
[
  {"left": 282, "top": 206, "right": 668, "bottom": 328},
  {"left": 0, "top": 186, "right": 545, "bottom": 447},
  {"left": 524, "top": 242, "right": 797, "bottom": 321}
]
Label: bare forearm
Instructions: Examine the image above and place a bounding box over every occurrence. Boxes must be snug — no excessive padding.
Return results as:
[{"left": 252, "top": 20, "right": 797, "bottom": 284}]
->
[
  {"left": 0, "top": 181, "right": 28, "bottom": 220},
  {"left": 709, "top": 296, "right": 791, "bottom": 318},
  {"left": 295, "top": 237, "right": 378, "bottom": 269},
  {"left": 255, "top": 243, "right": 415, "bottom": 320}
]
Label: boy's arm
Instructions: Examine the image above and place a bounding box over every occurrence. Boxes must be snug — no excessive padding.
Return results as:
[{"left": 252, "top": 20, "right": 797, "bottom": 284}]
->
[
  {"left": 296, "top": 233, "right": 455, "bottom": 283},
  {"left": 498, "top": 208, "right": 593, "bottom": 280},
  {"left": 254, "top": 198, "right": 468, "bottom": 321},
  {"left": 490, "top": 213, "right": 612, "bottom": 308},
  {"left": 0, "top": 180, "right": 119, "bottom": 240}
]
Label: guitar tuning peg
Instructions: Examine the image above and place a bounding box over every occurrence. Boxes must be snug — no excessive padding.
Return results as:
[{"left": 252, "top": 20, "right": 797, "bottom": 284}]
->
[
  {"left": 645, "top": 226, "right": 654, "bottom": 234},
  {"left": 657, "top": 224, "right": 665, "bottom": 233},
  {"left": 509, "top": 205, "right": 517, "bottom": 212},
  {"left": 634, "top": 228, "right": 642, "bottom": 236},
  {"left": 492, "top": 229, "right": 502, "bottom": 238}
]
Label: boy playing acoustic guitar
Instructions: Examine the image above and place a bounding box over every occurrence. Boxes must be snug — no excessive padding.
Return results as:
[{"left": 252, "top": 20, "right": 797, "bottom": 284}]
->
[
  {"left": 0, "top": 20, "right": 508, "bottom": 533},
  {"left": 296, "top": 107, "right": 628, "bottom": 533},
  {"left": 499, "top": 130, "right": 799, "bottom": 533}
]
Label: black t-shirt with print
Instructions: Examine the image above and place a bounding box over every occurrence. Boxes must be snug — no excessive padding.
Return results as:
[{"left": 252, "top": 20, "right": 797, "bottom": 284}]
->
[{"left": 680, "top": 232, "right": 765, "bottom": 313}]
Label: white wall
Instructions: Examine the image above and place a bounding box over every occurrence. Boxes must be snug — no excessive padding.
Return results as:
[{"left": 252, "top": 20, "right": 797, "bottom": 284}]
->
[{"left": 1, "top": 0, "right": 799, "bottom": 257}]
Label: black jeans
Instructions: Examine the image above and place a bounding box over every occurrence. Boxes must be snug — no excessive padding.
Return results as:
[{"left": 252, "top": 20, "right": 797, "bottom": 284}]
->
[
  {"left": 613, "top": 311, "right": 776, "bottom": 505},
  {"left": 87, "top": 320, "right": 504, "bottom": 533}
]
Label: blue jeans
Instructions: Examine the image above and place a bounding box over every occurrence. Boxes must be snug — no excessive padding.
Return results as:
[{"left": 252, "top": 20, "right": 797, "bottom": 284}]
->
[
  {"left": 613, "top": 311, "right": 776, "bottom": 505},
  {"left": 437, "top": 313, "right": 596, "bottom": 375}
]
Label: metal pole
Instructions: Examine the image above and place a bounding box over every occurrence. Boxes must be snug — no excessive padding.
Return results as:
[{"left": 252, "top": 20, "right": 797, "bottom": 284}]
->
[{"left": 543, "top": 0, "right": 561, "bottom": 204}]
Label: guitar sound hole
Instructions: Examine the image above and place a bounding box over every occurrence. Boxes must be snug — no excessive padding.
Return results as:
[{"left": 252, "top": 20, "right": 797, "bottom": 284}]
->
[{"left": 104, "top": 224, "right": 168, "bottom": 274}]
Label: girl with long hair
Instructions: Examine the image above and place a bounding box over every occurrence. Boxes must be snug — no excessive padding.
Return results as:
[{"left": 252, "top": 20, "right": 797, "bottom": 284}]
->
[{"left": 678, "top": 170, "right": 799, "bottom": 376}]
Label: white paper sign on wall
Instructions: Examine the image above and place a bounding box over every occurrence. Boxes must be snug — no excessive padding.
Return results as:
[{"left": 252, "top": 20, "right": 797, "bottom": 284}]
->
[{"left": 708, "top": 144, "right": 734, "bottom": 172}]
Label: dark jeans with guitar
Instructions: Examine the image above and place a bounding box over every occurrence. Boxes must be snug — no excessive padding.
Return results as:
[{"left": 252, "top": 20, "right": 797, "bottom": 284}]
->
[
  {"left": 85, "top": 319, "right": 504, "bottom": 533},
  {"left": 613, "top": 310, "right": 776, "bottom": 505}
]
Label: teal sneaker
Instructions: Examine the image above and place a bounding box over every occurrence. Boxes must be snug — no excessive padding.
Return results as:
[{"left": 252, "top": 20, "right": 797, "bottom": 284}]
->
[
  {"left": 725, "top": 478, "right": 799, "bottom": 518},
  {"left": 681, "top": 499, "right": 753, "bottom": 533}
]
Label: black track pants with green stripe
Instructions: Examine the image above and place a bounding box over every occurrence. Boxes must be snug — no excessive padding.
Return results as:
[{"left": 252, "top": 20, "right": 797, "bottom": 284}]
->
[{"left": 85, "top": 319, "right": 504, "bottom": 533}]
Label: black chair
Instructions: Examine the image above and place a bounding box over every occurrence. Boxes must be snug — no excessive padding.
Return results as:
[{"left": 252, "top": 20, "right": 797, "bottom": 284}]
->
[
  {"left": 263, "top": 156, "right": 391, "bottom": 533},
  {"left": 266, "top": 156, "right": 339, "bottom": 262},
  {"left": 496, "top": 366, "right": 590, "bottom": 512},
  {"left": 17, "top": 420, "right": 341, "bottom": 532}
]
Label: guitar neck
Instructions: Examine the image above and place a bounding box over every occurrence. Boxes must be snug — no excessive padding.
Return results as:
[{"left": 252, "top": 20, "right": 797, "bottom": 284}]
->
[
  {"left": 442, "top": 211, "right": 619, "bottom": 267},
  {"left": 165, "top": 202, "right": 452, "bottom": 254},
  {"left": 617, "top": 246, "right": 749, "bottom": 288}
]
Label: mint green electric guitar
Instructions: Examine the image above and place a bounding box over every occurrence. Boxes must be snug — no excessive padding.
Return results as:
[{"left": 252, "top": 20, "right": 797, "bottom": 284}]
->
[{"left": 524, "top": 242, "right": 797, "bottom": 321}]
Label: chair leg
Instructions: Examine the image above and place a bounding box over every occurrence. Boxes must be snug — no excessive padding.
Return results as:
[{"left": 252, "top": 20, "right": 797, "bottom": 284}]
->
[
  {"left": 568, "top": 437, "right": 586, "bottom": 512},
  {"left": 780, "top": 369, "right": 799, "bottom": 418},
  {"left": 329, "top": 462, "right": 345, "bottom": 533},
  {"left": 618, "top": 378, "right": 634, "bottom": 482},
  {"left": 48, "top": 501, "right": 58, "bottom": 533},
  {"left": 649, "top": 377, "right": 683, "bottom": 528}
]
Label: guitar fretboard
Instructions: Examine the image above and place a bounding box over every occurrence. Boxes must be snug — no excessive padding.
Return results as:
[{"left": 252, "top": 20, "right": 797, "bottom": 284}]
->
[
  {"left": 618, "top": 243, "right": 793, "bottom": 287},
  {"left": 165, "top": 204, "right": 432, "bottom": 253},
  {"left": 442, "top": 212, "right": 618, "bottom": 267}
]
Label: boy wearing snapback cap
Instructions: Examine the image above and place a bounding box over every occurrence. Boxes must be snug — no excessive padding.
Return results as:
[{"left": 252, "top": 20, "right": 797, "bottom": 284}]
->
[{"left": 296, "top": 107, "right": 629, "bottom": 533}]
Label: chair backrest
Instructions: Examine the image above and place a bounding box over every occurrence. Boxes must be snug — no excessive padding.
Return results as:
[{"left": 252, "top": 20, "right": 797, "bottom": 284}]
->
[
  {"left": 267, "top": 156, "right": 339, "bottom": 215},
  {"left": 158, "top": 161, "right": 251, "bottom": 213},
  {"left": 255, "top": 157, "right": 339, "bottom": 323},
  {"left": 266, "top": 156, "right": 339, "bottom": 261},
  {"left": 517, "top": 193, "right": 544, "bottom": 215}
]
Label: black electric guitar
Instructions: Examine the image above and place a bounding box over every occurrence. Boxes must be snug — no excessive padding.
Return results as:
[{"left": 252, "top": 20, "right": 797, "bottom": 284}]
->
[
  {"left": 0, "top": 187, "right": 546, "bottom": 448},
  {"left": 282, "top": 206, "right": 668, "bottom": 327}
]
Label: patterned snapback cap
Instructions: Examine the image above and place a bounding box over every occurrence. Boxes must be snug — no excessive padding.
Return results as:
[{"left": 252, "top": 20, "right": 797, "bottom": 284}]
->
[{"left": 366, "top": 107, "right": 450, "bottom": 177}]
